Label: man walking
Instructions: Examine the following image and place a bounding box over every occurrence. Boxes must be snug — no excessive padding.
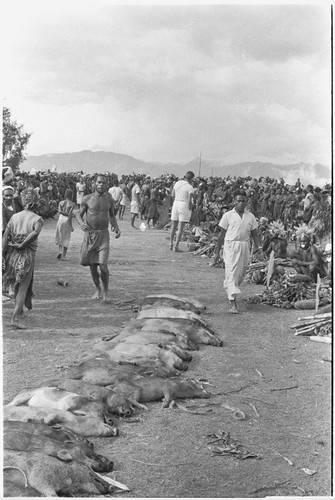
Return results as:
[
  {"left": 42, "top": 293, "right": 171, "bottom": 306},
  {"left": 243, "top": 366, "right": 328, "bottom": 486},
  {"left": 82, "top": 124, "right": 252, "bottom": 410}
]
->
[
  {"left": 130, "top": 176, "right": 141, "bottom": 229},
  {"left": 169, "top": 171, "right": 195, "bottom": 252},
  {"left": 78, "top": 174, "right": 121, "bottom": 303},
  {"left": 212, "top": 189, "right": 262, "bottom": 313}
]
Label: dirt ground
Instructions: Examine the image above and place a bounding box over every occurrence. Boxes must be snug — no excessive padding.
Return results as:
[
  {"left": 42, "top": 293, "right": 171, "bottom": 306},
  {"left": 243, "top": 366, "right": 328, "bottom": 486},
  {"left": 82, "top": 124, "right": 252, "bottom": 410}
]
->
[{"left": 2, "top": 210, "right": 332, "bottom": 498}]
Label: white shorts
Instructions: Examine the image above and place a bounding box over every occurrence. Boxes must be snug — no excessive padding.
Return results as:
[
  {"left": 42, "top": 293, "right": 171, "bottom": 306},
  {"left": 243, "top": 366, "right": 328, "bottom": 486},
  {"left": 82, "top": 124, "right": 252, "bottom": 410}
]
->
[
  {"left": 171, "top": 201, "right": 191, "bottom": 223},
  {"left": 130, "top": 201, "right": 140, "bottom": 214}
]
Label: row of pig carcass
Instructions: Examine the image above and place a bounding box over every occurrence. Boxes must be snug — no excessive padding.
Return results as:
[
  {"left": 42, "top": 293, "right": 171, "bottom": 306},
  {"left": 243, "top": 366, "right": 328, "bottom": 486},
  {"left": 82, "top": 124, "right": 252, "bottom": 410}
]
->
[{"left": 3, "top": 294, "right": 223, "bottom": 497}]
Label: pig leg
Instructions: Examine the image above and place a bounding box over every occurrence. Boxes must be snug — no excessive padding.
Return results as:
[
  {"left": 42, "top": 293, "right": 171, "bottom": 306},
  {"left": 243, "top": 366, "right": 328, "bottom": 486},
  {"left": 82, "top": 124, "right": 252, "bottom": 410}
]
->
[
  {"left": 162, "top": 390, "right": 174, "bottom": 408},
  {"left": 129, "top": 399, "right": 148, "bottom": 411},
  {"left": 7, "top": 388, "right": 37, "bottom": 406}
]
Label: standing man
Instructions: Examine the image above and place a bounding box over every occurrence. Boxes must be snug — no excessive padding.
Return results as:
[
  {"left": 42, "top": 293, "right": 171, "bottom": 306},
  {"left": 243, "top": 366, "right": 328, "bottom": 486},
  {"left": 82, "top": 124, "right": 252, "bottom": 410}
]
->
[
  {"left": 169, "top": 171, "right": 195, "bottom": 252},
  {"left": 108, "top": 179, "right": 123, "bottom": 218},
  {"left": 78, "top": 174, "right": 121, "bottom": 303},
  {"left": 212, "top": 189, "right": 262, "bottom": 313},
  {"left": 130, "top": 176, "right": 141, "bottom": 229},
  {"left": 76, "top": 176, "right": 86, "bottom": 209}
]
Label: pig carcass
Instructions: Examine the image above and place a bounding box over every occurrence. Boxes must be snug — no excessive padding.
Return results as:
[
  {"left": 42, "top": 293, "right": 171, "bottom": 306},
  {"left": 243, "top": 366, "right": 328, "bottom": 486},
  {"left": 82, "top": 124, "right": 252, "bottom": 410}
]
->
[
  {"left": 97, "top": 326, "right": 197, "bottom": 353},
  {"left": 7, "top": 386, "right": 118, "bottom": 426},
  {"left": 4, "top": 420, "right": 113, "bottom": 472},
  {"left": 67, "top": 355, "right": 181, "bottom": 382},
  {"left": 130, "top": 317, "right": 223, "bottom": 346},
  {"left": 140, "top": 294, "right": 206, "bottom": 313},
  {"left": 136, "top": 306, "right": 215, "bottom": 332},
  {"left": 3, "top": 405, "right": 118, "bottom": 437},
  {"left": 109, "top": 376, "right": 210, "bottom": 407},
  {"left": 57, "top": 379, "right": 147, "bottom": 413},
  {"left": 102, "top": 342, "right": 189, "bottom": 371},
  {"left": 4, "top": 450, "right": 111, "bottom": 497},
  {"left": 4, "top": 467, "right": 42, "bottom": 497}
]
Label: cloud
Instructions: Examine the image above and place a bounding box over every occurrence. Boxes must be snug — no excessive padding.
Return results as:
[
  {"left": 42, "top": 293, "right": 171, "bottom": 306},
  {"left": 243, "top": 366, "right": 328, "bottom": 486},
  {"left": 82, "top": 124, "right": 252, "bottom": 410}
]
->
[{"left": 3, "top": 3, "right": 331, "bottom": 165}]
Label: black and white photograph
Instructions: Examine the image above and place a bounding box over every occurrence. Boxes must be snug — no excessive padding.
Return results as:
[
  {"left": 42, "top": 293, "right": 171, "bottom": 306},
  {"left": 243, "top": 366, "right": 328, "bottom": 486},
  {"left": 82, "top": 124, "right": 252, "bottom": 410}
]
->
[{"left": 2, "top": 0, "right": 332, "bottom": 497}]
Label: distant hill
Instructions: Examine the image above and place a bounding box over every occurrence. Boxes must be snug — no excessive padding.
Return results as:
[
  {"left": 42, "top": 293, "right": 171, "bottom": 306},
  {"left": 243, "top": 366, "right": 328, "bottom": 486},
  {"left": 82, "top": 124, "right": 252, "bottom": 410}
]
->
[{"left": 20, "top": 150, "right": 331, "bottom": 186}]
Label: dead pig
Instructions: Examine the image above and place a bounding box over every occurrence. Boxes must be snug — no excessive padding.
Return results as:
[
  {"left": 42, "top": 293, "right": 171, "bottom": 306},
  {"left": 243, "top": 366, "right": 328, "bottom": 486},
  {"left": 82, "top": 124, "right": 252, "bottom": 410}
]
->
[
  {"left": 134, "top": 318, "right": 223, "bottom": 346},
  {"left": 3, "top": 405, "right": 118, "bottom": 437},
  {"left": 109, "top": 377, "right": 210, "bottom": 408},
  {"left": 7, "top": 386, "right": 119, "bottom": 427},
  {"left": 57, "top": 379, "right": 147, "bottom": 413},
  {"left": 4, "top": 420, "right": 114, "bottom": 472},
  {"left": 136, "top": 306, "right": 214, "bottom": 332},
  {"left": 140, "top": 294, "right": 206, "bottom": 313},
  {"left": 4, "top": 450, "right": 111, "bottom": 497},
  {"left": 4, "top": 467, "right": 42, "bottom": 497}
]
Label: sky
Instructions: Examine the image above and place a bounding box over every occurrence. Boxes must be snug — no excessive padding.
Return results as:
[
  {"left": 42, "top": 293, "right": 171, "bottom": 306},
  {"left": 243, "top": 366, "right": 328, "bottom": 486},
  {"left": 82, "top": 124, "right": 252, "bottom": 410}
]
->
[{"left": 2, "top": 1, "right": 332, "bottom": 166}]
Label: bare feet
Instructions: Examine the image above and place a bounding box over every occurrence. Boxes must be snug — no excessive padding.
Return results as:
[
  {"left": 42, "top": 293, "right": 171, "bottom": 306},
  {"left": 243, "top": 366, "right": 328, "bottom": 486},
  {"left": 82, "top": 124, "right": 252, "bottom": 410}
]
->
[
  {"left": 92, "top": 290, "right": 103, "bottom": 300},
  {"left": 173, "top": 248, "right": 183, "bottom": 252},
  {"left": 229, "top": 298, "right": 238, "bottom": 313},
  {"left": 102, "top": 292, "right": 112, "bottom": 304},
  {"left": 11, "top": 321, "right": 28, "bottom": 330}
]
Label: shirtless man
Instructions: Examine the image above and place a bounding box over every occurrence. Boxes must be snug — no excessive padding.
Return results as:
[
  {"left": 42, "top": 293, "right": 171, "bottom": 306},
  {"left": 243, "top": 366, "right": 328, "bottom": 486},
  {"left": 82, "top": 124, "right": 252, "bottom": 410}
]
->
[
  {"left": 78, "top": 175, "right": 121, "bottom": 303},
  {"left": 289, "top": 233, "right": 327, "bottom": 282}
]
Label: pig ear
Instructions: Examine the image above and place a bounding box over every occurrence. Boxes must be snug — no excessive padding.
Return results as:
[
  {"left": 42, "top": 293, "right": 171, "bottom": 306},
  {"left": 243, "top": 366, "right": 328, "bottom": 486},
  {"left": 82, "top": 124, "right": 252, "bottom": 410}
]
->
[{"left": 57, "top": 450, "right": 73, "bottom": 462}]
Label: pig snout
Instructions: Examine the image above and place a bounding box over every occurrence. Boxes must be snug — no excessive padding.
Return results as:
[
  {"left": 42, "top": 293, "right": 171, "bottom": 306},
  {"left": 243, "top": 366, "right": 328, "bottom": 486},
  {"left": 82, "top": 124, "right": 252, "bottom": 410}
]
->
[
  {"left": 209, "top": 337, "right": 223, "bottom": 347},
  {"left": 176, "top": 361, "right": 188, "bottom": 371},
  {"left": 103, "top": 413, "right": 117, "bottom": 427},
  {"left": 92, "top": 455, "right": 114, "bottom": 473}
]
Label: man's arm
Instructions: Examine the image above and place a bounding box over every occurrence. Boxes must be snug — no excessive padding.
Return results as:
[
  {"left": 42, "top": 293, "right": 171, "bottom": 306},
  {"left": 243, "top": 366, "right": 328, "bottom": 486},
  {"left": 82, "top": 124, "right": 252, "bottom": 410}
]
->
[
  {"left": 8, "top": 220, "right": 44, "bottom": 250},
  {"left": 2, "top": 227, "right": 9, "bottom": 257},
  {"left": 292, "top": 246, "right": 319, "bottom": 267},
  {"left": 211, "top": 227, "right": 227, "bottom": 265},
  {"left": 77, "top": 197, "right": 89, "bottom": 230},
  {"left": 188, "top": 191, "right": 194, "bottom": 211},
  {"left": 108, "top": 200, "right": 121, "bottom": 238},
  {"left": 251, "top": 228, "right": 262, "bottom": 251}
]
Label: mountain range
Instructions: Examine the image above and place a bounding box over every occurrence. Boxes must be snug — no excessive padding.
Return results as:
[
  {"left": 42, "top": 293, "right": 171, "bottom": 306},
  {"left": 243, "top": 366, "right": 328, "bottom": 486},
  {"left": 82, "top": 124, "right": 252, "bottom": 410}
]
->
[{"left": 20, "top": 150, "right": 331, "bottom": 187}]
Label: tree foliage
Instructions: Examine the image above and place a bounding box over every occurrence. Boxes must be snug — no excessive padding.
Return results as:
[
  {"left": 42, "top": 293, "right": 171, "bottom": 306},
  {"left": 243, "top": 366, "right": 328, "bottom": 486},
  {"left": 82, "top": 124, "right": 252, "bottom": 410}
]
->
[{"left": 2, "top": 106, "right": 31, "bottom": 172}]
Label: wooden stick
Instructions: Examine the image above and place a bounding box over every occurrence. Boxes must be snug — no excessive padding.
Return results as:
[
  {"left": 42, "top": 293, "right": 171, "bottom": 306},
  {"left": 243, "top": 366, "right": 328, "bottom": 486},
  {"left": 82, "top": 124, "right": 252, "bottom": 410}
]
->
[
  {"left": 293, "top": 320, "right": 330, "bottom": 331},
  {"left": 270, "top": 383, "right": 298, "bottom": 391},
  {"left": 298, "top": 312, "right": 332, "bottom": 321}
]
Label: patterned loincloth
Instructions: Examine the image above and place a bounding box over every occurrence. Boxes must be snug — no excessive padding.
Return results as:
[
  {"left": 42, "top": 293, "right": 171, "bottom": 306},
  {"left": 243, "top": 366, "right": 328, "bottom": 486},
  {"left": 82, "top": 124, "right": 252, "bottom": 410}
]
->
[{"left": 2, "top": 233, "right": 35, "bottom": 309}]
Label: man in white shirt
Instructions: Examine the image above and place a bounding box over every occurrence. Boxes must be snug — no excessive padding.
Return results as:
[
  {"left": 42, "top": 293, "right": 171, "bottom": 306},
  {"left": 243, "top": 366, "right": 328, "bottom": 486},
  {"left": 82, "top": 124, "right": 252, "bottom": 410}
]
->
[
  {"left": 130, "top": 177, "right": 141, "bottom": 229},
  {"left": 76, "top": 177, "right": 86, "bottom": 209},
  {"left": 212, "top": 189, "right": 262, "bottom": 313},
  {"left": 108, "top": 179, "right": 123, "bottom": 217},
  {"left": 169, "top": 171, "right": 195, "bottom": 252}
]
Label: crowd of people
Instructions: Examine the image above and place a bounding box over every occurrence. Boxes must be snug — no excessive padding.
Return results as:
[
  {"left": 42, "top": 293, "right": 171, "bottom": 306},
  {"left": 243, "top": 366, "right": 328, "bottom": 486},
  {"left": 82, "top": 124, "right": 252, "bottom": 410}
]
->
[{"left": 2, "top": 164, "right": 332, "bottom": 325}]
